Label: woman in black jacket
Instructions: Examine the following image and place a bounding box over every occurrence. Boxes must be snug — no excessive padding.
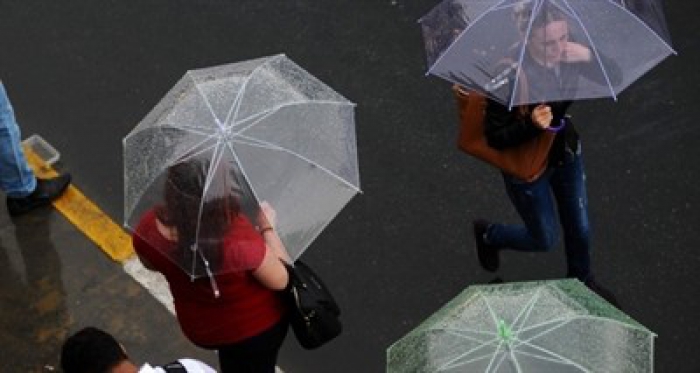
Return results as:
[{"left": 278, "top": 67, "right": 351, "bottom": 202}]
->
[{"left": 472, "top": 6, "right": 619, "bottom": 300}]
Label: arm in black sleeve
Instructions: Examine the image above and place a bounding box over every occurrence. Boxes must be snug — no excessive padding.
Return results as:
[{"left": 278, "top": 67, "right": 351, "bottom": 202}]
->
[
  {"left": 575, "top": 51, "right": 623, "bottom": 87},
  {"left": 484, "top": 99, "right": 542, "bottom": 150}
]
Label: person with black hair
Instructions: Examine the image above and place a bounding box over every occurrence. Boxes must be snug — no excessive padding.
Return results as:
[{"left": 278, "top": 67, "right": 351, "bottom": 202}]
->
[{"left": 60, "top": 327, "right": 215, "bottom": 373}]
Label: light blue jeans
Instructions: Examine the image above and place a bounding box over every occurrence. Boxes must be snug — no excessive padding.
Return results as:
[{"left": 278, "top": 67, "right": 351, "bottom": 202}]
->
[
  {"left": 0, "top": 82, "right": 36, "bottom": 197},
  {"left": 485, "top": 143, "right": 591, "bottom": 281}
]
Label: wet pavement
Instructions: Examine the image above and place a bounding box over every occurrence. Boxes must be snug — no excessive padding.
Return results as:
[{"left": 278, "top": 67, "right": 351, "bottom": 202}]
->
[
  {"left": 0, "top": 207, "right": 217, "bottom": 371},
  {"left": 1, "top": 1, "right": 699, "bottom": 372}
]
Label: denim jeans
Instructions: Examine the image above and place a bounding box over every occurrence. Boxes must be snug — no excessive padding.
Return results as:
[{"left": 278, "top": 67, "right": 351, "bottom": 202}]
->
[
  {"left": 486, "top": 143, "right": 591, "bottom": 281},
  {"left": 0, "top": 81, "right": 36, "bottom": 197}
]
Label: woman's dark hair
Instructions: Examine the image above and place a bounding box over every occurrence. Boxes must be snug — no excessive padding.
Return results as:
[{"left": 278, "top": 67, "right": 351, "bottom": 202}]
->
[
  {"left": 60, "top": 327, "right": 128, "bottom": 373},
  {"left": 514, "top": 3, "right": 567, "bottom": 35},
  {"left": 157, "top": 158, "right": 240, "bottom": 275}
]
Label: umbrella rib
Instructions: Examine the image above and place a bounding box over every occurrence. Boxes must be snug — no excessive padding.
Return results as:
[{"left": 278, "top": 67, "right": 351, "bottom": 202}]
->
[
  {"left": 229, "top": 136, "right": 269, "bottom": 148},
  {"left": 426, "top": 0, "right": 511, "bottom": 76},
  {"left": 511, "top": 287, "right": 543, "bottom": 333},
  {"left": 515, "top": 340, "right": 592, "bottom": 373},
  {"left": 484, "top": 341, "right": 505, "bottom": 373},
  {"left": 438, "top": 353, "right": 494, "bottom": 372},
  {"left": 190, "top": 73, "right": 225, "bottom": 130},
  {"left": 227, "top": 54, "right": 284, "bottom": 126},
  {"left": 155, "top": 122, "right": 215, "bottom": 137},
  {"left": 437, "top": 326, "right": 498, "bottom": 338},
  {"left": 601, "top": 0, "right": 676, "bottom": 54},
  {"left": 230, "top": 105, "right": 279, "bottom": 131},
  {"left": 509, "top": 347, "right": 524, "bottom": 373},
  {"left": 510, "top": 0, "right": 545, "bottom": 110},
  {"left": 480, "top": 293, "right": 501, "bottom": 329},
  {"left": 514, "top": 315, "right": 576, "bottom": 335},
  {"left": 232, "top": 100, "right": 354, "bottom": 136},
  {"left": 436, "top": 337, "right": 500, "bottom": 371},
  {"left": 187, "top": 140, "right": 229, "bottom": 287},
  {"left": 200, "top": 139, "right": 228, "bottom": 205},
  {"left": 174, "top": 139, "right": 220, "bottom": 167},
  {"left": 437, "top": 340, "right": 500, "bottom": 371},
  {"left": 517, "top": 314, "right": 654, "bottom": 339},
  {"left": 490, "top": 346, "right": 510, "bottom": 373},
  {"left": 512, "top": 318, "right": 574, "bottom": 348},
  {"left": 221, "top": 140, "right": 267, "bottom": 219},
  {"left": 513, "top": 348, "right": 570, "bottom": 365},
  {"left": 560, "top": 315, "right": 656, "bottom": 335},
  {"left": 124, "top": 137, "right": 219, "bottom": 222},
  {"left": 439, "top": 328, "right": 497, "bottom": 345},
  {"left": 231, "top": 133, "right": 361, "bottom": 193},
  {"left": 191, "top": 140, "right": 227, "bottom": 277},
  {"left": 559, "top": 0, "right": 618, "bottom": 100}
]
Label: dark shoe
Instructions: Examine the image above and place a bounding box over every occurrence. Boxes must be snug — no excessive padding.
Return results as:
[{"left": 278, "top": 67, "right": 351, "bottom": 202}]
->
[
  {"left": 585, "top": 279, "right": 621, "bottom": 309},
  {"left": 473, "top": 220, "right": 500, "bottom": 272},
  {"left": 6, "top": 174, "right": 71, "bottom": 216}
]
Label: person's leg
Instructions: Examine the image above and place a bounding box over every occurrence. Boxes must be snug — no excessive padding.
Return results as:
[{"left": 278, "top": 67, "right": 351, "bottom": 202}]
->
[
  {"left": 0, "top": 82, "right": 36, "bottom": 197},
  {"left": 217, "top": 319, "right": 289, "bottom": 373},
  {"left": 551, "top": 144, "right": 591, "bottom": 282},
  {"left": 0, "top": 82, "right": 71, "bottom": 216},
  {"left": 486, "top": 170, "right": 560, "bottom": 252}
]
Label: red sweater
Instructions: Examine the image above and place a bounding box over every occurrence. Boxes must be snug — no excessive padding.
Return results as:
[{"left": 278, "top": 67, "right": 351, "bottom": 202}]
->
[{"left": 132, "top": 209, "right": 285, "bottom": 346}]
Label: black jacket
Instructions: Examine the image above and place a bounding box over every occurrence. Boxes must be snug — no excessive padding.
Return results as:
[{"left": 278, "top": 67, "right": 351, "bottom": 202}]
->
[
  {"left": 485, "top": 98, "right": 577, "bottom": 168},
  {"left": 483, "top": 50, "right": 621, "bottom": 167}
]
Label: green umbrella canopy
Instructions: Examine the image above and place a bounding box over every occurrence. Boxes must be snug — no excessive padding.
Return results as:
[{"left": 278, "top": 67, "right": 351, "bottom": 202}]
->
[{"left": 387, "top": 279, "right": 655, "bottom": 373}]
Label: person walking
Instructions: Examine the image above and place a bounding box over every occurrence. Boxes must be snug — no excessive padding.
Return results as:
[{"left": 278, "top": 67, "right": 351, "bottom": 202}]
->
[
  {"left": 132, "top": 158, "right": 290, "bottom": 373},
  {"left": 1, "top": 81, "right": 70, "bottom": 216},
  {"left": 472, "top": 6, "right": 617, "bottom": 302}
]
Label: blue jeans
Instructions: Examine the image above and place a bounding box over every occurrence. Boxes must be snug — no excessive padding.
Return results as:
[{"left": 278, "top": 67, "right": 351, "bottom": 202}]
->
[
  {"left": 486, "top": 143, "right": 591, "bottom": 281},
  {"left": 0, "top": 82, "right": 36, "bottom": 198}
]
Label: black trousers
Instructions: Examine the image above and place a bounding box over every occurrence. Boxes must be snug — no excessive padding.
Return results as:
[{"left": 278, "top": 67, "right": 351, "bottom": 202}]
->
[{"left": 215, "top": 318, "right": 289, "bottom": 373}]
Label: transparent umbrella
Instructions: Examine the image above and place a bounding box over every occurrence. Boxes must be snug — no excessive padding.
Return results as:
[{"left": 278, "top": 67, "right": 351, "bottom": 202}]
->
[
  {"left": 123, "top": 54, "right": 360, "bottom": 285},
  {"left": 419, "top": 0, "right": 676, "bottom": 107},
  {"left": 387, "top": 279, "right": 655, "bottom": 372}
]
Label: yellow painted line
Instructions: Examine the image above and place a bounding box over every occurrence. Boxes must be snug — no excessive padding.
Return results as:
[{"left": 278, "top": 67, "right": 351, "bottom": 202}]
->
[{"left": 24, "top": 147, "right": 134, "bottom": 262}]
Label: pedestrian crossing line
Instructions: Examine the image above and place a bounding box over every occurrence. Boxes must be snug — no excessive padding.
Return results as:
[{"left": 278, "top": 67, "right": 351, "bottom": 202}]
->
[{"left": 24, "top": 148, "right": 134, "bottom": 262}]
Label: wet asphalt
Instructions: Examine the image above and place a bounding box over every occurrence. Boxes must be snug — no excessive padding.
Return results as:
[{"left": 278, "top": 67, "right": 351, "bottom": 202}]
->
[{"left": 1, "top": 1, "right": 699, "bottom": 372}]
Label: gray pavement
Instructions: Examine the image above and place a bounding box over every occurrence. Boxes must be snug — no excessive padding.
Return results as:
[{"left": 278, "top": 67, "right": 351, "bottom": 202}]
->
[
  {"left": 0, "top": 207, "right": 218, "bottom": 371},
  {"left": 1, "top": 1, "right": 699, "bottom": 372}
]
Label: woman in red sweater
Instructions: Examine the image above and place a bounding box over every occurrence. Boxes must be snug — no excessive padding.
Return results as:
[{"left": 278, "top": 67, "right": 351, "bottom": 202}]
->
[{"left": 132, "top": 159, "right": 290, "bottom": 373}]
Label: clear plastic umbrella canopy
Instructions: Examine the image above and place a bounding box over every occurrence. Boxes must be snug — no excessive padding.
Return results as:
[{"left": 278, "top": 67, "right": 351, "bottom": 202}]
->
[
  {"left": 123, "top": 54, "right": 360, "bottom": 279},
  {"left": 419, "top": 0, "right": 676, "bottom": 107},
  {"left": 387, "top": 279, "right": 655, "bottom": 372}
]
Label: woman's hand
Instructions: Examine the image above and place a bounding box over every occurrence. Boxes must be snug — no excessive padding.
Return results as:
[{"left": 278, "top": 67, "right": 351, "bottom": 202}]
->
[
  {"left": 255, "top": 200, "right": 292, "bottom": 267},
  {"left": 257, "top": 201, "right": 276, "bottom": 230},
  {"left": 531, "top": 104, "right": 553, "bottom": 129},
  {"left": 562, "top": 42, "right": 592, "bottom": 63}
]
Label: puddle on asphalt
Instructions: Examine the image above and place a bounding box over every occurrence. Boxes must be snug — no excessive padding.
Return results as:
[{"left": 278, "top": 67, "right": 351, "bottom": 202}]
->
[{"left": 0, "top": 211, "right": 68, "bottom": 372}]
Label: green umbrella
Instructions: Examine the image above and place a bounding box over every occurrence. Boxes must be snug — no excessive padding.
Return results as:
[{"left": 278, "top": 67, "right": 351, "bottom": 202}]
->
[{"left": 387, "top": 279, "right": 655, "bottom": 372}]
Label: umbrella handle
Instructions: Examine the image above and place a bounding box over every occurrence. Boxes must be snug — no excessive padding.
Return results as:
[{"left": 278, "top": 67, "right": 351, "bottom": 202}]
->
[{"left": 546, "top": 118, "right": 567, "bottom": 133}]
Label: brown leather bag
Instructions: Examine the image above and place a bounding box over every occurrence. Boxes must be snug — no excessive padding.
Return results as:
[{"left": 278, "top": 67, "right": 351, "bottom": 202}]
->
[{"left": 453, "top": 85, "right": 555, "bottom": 182}]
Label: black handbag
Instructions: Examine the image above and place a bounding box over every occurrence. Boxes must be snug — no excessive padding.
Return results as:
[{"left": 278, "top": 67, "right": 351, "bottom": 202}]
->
[{"left": 283, "top": 260, "right": 342, "bottom": 349}]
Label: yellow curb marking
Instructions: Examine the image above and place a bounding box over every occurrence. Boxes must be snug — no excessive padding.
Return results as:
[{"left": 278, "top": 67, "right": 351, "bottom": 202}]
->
[{"left": 24, "top": 147, "right": 134, "bottom": 262}]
